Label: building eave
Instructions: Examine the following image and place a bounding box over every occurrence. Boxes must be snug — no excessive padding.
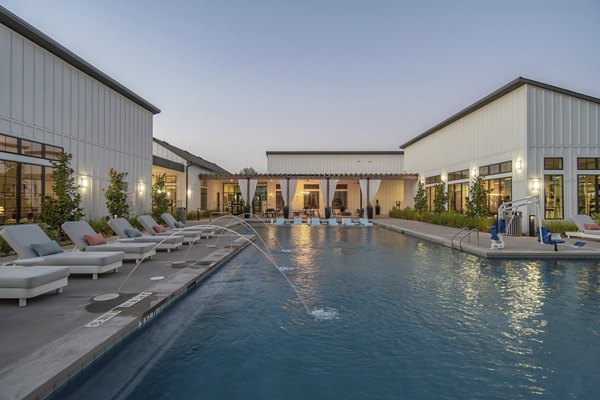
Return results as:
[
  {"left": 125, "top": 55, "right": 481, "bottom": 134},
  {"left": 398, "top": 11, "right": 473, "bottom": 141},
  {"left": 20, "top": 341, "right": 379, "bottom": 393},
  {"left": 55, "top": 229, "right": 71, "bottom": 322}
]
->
[
  {"left": 0, "top": 5, "right": 161, "bottom": 115},
  {"left": 266, "top": 150, "right": 404, "bottom": 156},
  {"left": 400, "top": 77, "right": 600, "bottom": 149},
  {"left": 198, "top": 172, "right": 417, "bottom": 181}
]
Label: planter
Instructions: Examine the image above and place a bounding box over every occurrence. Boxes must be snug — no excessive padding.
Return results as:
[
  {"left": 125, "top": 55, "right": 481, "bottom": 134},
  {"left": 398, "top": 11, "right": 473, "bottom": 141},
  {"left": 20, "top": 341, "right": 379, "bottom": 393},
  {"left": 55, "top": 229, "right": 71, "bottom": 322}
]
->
[
  {"left": 325, "top": 207, "right": 331, "bottom": 219},
  {"left": 375, "top": 205, "right": 381, "bottom": 216},
  {"left": 367, "top": 205, "right": 374, "bottom": 219},
  {"left": 283, "top": 206, "right": 290, "bottom": 219},
  {"left": 243, "top": 206, "right": 251, "bottom": 218}
]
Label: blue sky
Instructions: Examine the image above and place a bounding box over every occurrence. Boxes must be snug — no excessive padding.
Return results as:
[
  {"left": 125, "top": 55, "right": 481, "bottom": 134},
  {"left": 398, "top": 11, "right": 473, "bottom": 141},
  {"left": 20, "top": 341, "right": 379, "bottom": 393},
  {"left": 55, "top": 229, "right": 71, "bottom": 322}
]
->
[{"left": 1, "top": 0, "right": 599, "bottom": 172}]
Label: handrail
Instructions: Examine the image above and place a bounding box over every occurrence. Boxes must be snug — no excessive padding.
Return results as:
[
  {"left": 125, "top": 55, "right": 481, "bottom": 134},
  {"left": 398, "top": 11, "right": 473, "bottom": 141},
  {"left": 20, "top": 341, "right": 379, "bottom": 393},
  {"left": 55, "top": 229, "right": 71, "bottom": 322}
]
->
[
  {"left": 450, "top": 227, "right": 470, "bottom": 250},
  {"left": 458, "top": 229, "right": 479, "bottom": 252}
]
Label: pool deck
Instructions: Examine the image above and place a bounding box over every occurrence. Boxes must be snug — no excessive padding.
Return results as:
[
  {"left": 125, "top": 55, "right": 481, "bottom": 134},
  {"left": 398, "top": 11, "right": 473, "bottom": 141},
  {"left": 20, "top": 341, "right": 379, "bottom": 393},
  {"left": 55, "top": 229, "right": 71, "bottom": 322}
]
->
[
  {"left": 0, "top": 221, "right": 253, "bottom": 400},
  {"left": 2, "top": 217, "right": 600, "bottom": 400},
  {"left": 373, "top": 217, "right": 600, "bottom": 260}
]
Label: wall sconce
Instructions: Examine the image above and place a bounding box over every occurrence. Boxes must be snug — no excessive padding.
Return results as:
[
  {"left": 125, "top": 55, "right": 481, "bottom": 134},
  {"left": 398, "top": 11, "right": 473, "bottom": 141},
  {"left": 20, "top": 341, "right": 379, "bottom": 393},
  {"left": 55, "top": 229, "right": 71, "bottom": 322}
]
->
[
  {"left": 515, "top": 160, "right": 522, "bottom": 171},
  {"left": 138, "top": 182, "right": 145, "bottom": 193},
  {"left": 532, "top": 178, "right": 541, "bottom": 191},
  {"left": 269, "top": 193, "right": 273, "bottom": 197},
  {"left": 471, "top": 167, "right": 477, "bottom": 177},
  {"left": 187, "top": 188, "right": 192, "bottom": 197},
  {"left": 81, "top": 177, "right": 88, "bottom": 188}
]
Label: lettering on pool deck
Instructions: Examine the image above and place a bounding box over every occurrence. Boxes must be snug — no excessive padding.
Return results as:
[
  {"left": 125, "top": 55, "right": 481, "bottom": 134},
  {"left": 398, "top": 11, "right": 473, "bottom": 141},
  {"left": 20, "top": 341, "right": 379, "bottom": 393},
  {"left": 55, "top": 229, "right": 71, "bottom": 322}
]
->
[
  {"left": 85, "top": 291, "right": 153, "bottom": 328},
  {"left": 117, "top": 291, "right": 153, "bottom": 308}
]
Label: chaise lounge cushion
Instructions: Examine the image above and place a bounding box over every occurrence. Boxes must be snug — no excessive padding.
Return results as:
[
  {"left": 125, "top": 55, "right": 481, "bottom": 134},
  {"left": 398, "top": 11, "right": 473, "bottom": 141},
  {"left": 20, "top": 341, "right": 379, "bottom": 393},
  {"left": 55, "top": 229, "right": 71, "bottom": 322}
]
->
[
  {"left": 31, "top": 241, "right": 64, "bottom": 257},
  {"left": 124, "top": 228, "right": 142, "bottom": 238},
  {"left": 0, "top": 266, "right": 69, "bottom": 289},
  {"left": 15, "top": 251, "right": 124, "bottom": 267},
  {"left": 84, "top": 233, "right": 107, "bottom": 246}
]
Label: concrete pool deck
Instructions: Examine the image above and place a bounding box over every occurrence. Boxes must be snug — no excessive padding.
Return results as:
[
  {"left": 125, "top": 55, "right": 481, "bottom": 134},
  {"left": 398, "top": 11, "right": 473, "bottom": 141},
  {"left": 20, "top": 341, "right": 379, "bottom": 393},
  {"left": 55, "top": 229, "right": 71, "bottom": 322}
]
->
[
  {"left": 2, "top": 217, "right": 600, "bottom": 399},
  {"left": 373, "top": 217, "right": 600, "bottom": 260},
  {"left": 0, "top": 221, "right": 254, "bottom": 400}
]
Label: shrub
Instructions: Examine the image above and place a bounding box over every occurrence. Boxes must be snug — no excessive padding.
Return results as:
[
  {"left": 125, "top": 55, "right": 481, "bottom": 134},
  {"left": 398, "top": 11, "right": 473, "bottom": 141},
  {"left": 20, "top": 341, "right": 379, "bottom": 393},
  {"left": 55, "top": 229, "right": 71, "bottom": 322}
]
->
[
  {"left": 389, "top": 207, "right": 496, "bottom": 232},
  {"left": 433, "top": 181, "right": 447, "bottom": 213},
  {"left": 127, "top": 217, "right": 143, "bottom": 230},
  {"left": 88, "top": 219, "right": 113, "bottom": 236},
  {"left": 542, "top": 220, "right": 578, "bottom": 235},
  {"left": 104, "top": 168, "right": 129, "bottom": 218},
  {"left": 413, "top": 181, "right": 427, "bottom": 213},
  {"left": 151, "top": 174, "right": 169, "bottom": 221}
]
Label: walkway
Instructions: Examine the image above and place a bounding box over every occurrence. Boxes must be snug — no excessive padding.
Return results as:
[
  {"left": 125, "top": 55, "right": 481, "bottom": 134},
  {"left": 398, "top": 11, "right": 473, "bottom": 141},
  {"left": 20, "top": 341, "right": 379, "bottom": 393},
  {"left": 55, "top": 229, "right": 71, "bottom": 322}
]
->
[{"left": 374, "top": 217, "right": 600, "bottom": 260}]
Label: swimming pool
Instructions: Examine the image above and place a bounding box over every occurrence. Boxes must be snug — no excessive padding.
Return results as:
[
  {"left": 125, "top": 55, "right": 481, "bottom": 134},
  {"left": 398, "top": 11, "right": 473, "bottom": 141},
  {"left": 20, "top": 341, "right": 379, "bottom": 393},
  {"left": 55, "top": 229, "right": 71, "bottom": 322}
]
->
[{"left": 56, "top": 226, "right": 600, "bottom": 399}]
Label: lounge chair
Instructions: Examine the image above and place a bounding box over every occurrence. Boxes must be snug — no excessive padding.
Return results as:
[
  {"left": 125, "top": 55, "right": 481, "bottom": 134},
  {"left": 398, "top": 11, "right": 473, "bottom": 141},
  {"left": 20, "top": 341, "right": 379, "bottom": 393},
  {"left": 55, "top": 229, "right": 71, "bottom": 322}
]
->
[
  {"left": 62, "top": 221, "right": 156, "bottom": 263},
  {"left": 274, "top": 217, "right": 286, "bottom": 225},
  {"left": 137, "top": 215, "right": 208, "bottom": 244},
  {"left": 0, "top": 224, "right": 124, "bottom": 279},
  {"left": 161, "top": 213, "right": 215, "bottom": 238},
  {"left": 107, "top": 218, "right": 184, "bottom": 252},
  {"left": 327, "top": 218, "right": 339, "bottom": 226},
  {"left": 538, "top": 226, "right": 565, "bottom": 251},
  {"left": 0, "top": 266, "right": 69, "bottom": 306},
  {"left": 566, "top": 215, "right": 600, "bottom": 240},
  {"left": 311, "top": 217, "right": 322, "bottom": 225},
  {"left": 358, "top": 218, "right": 373, "bottom": 226},
  {"left": 293, "top": 217, "right": 303, "bottom": 225},
  {"left": 341, "top": 218, "right": 357, "bottom": 226}
]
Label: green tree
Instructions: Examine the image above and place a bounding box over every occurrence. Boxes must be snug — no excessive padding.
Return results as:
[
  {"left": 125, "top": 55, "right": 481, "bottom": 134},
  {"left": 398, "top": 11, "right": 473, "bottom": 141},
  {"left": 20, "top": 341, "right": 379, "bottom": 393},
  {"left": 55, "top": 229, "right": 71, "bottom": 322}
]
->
[
  {"left": 239, "top": 166, "right": 258, "bottom": 175},
  {"left": 41, "top": 152, "right": 85, "bottom": 233},
  {"left": 413, "top": 180, "right": 428, "bottom": 213},
  {"left": 466, "top": 176, "right": 489, "bottom": 217},
  {"left": 104, "top": 168, "right": 129, "bottom": 218},
  {"left": 151, "top": 173, "right": 169, "bottom": 221},
  {"left": 433, "top": 181, "right": 447, "bottom": 213}
]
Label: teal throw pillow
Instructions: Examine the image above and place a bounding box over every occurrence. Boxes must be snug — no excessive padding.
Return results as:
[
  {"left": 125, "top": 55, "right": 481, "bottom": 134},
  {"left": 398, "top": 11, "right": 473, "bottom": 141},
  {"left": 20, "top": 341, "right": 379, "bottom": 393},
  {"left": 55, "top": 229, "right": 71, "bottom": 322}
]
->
[
  {"left": 31, "top": 240, "right": 64, "bottom": 257},
  {"left": 174, "top": 221, "right": 185, "bottom": 228},
  {"left": 124, "top": 228, "right": 142, "bottom": 238}
]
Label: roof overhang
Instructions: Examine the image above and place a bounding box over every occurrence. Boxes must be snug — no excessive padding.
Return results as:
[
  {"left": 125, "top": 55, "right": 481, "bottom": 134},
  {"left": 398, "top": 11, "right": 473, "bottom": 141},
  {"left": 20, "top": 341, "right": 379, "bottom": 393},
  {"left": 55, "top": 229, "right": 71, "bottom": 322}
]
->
[{"left": 198, "top": 173, "right": 417, "bottom": 181}]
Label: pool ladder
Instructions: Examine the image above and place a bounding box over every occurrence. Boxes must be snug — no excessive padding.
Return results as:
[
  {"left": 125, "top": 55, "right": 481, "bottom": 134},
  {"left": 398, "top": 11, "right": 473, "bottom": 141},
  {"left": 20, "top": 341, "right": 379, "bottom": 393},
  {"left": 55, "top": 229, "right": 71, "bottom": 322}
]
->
[{"left": 451, "top": 228, "right": 479, "bottom": 252}]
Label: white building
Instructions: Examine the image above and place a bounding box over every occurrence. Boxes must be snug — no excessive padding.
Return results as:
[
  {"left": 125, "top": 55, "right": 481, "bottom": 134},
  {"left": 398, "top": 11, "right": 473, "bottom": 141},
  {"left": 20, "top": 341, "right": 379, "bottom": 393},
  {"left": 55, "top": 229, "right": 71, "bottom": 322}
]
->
[
  {"left": 200, "top": 151, "right": 415, "bottom": 218},
  {"left": 401, "top": 77, "right": 600, "bottom": 234},
  {"left": 152, "top": 138, "right": 229, "bottom": 216},
  {"left": 0, "top": 6, "right": 159, "bottom": 221}
]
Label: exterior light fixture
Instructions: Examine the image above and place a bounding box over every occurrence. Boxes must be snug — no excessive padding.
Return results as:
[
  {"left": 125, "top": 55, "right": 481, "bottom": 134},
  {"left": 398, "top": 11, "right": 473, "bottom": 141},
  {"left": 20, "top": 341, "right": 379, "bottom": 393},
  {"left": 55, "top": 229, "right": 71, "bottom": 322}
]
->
[
  {"left": 138, "top": 182, "right": 145, "bottom": 193},
  {"left": 515, "top": 160, "right": 522, "bottom": 170},
  {"left": 81, "top": 177, "right": 88, "bottom": 188},
  {"left": 187, "top": 188, "right": 192, "bottom": 197},
  {"left": 532, "top": 178, "right": 541, "bottom": 191}
]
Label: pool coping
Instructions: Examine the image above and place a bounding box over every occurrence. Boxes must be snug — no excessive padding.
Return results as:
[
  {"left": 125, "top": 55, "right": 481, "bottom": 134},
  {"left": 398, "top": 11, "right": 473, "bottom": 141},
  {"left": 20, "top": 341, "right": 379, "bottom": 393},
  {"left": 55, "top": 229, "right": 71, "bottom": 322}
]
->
[{"left": 0, "top": 236, "right": 254, "bottom": 400}]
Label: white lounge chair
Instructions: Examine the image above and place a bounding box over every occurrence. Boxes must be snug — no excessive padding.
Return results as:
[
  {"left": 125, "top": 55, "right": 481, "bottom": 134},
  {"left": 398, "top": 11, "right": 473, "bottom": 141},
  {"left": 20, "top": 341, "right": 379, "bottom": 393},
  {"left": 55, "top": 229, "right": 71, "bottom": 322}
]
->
[
  {"left": 359, "top": 218, "right": 373, "bottom": 226},
  {"left": 107, "top": 218, "right": 184, "bottom": 252},
  {"left": 293, "top": 217, "right": 303, "bottom": 225},
  {"left": 327, "top": 218, "right": 339, "bottom": 226},
  {"left": 161, "top": 213, "right": 215, "bottom": 238},
  {"left": 62, "top": 221, "right": 156, "bottom": 263},
  {"left": 0, "top": 265, "right": 69, "bottom": 306},
  {"left": 341, "top": 218, "right": 357, "bottom": 226},
  {"left": 274, "top": 217, "right": 286, "bottom": 225},
  {"left": 137, "top": 215, "right": 208, "bottom": 244},
  {"left": 1, "top": 224, "right": 124, "bottom": 280},
  {"left": 566, "top": 215, "right": 600, "bottom": 240},
  {"left": 311, "top": 218, "right": 322, "bottom": 225}
]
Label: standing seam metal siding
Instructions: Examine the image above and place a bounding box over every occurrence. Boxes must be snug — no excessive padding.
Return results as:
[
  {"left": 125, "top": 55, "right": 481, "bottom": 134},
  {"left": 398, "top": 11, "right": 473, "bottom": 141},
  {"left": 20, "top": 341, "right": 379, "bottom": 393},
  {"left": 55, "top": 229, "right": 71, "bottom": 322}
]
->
[
  {"left": 267, "top": 154, "right": 404, "bottom": 174},
  {"left": 0, "top": 24, "right": 154, "bottom": 218},
  {"left": 527, "top": 85, "right": 600, "bottom": 219}
]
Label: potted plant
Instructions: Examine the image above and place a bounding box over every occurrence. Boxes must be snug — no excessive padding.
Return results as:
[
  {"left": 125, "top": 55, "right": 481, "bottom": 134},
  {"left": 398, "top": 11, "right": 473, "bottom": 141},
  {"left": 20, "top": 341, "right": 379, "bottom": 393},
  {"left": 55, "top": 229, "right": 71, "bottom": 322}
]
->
[
  {"left": 375, "top": 199, "right": 381, "bottom": 216},
  {"left": 283, "top": 205, "right": 290, "bottom": 219},
  {"left": 325, "top": 203, "right": 331, "bottom": 219}
]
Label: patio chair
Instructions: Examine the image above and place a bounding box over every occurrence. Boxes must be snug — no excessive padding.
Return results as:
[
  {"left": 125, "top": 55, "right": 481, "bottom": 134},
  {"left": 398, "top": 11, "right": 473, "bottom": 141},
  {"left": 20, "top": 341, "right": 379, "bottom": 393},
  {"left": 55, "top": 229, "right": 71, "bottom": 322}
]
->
[
  {"left": 0, "top": 265, "right": 69, "bottom": 306},
  {"left": 341, "top": 218, "right": 356, "bottom": 226},
  {"left": 538, "top": 226, "right": 565, "bottom": 251},
  {"left": 293, "top": 217, "right": 303, "bottom": 225},
  {"left": 137, "top": 215, "right": 208, "bottom": 244},
  {"left": 107, "top": 218, "right": 184, "bottom": 252},
  {"left": 274, "top": 217, "right": 286, "bottom": 225},
  {"left": 311, "top": 217, "right": 322, "bottom": 225},
  {"left": 62, "top": 221, "right": 156, "bottom": 263},
  {"left": 0, "top": 224, "right": 124, "bottom": 279},
  {"left": 161, "top": 213, "right": 215, "bottom": 238},
  {"left": 327, "top": 218, "right": 339, "bottom": 226},
  {"left": 566, "top": 215, "right": 600, "bottom": 240}
]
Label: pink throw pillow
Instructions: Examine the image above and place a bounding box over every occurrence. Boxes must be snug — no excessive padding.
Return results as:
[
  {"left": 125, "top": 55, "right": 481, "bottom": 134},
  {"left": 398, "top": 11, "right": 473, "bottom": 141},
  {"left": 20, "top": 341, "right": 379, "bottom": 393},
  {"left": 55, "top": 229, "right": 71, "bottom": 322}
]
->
[
  {"left": 84, "top": 233, "right": 106, "bottom": 246},
  {"left": 584, "top": 223, "right": 600, "bottom": 230},
  {"left": 153, "top": 225, "right": 167, "bottom": 233}
]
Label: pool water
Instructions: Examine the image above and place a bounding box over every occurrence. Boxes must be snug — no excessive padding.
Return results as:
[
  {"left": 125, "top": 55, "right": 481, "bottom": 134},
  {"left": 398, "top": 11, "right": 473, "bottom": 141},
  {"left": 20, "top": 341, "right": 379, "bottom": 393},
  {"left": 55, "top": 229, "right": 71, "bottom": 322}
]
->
[{"left": 56, "top": 226, "right": 600, "bottom": 399}]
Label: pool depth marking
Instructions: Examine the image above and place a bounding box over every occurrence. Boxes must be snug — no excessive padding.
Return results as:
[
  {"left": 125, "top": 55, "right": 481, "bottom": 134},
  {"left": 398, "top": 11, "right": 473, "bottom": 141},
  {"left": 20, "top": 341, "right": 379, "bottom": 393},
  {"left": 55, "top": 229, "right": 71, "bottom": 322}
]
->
[{"left": 85, "top": 311, "right": 121, "bottom": 328}]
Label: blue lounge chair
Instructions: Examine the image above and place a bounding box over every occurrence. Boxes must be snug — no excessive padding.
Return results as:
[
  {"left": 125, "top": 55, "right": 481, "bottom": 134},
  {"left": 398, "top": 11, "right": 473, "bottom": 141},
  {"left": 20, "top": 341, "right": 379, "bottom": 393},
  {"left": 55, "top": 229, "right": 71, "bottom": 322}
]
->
[
  {"left": 327, "top": 218, "right": 339, "bottom": 226},
  {"left": 274, "top": 218, "right": 286, "bottom": 225},
  {"left": 311, "top": 217, "right": 322, "bottom": 225},
  {"left": 293, "top": 217, "right": 303, "bottom": 225},
  {"left": 359, "top": 218, "right": 373, "bottom": 226}
]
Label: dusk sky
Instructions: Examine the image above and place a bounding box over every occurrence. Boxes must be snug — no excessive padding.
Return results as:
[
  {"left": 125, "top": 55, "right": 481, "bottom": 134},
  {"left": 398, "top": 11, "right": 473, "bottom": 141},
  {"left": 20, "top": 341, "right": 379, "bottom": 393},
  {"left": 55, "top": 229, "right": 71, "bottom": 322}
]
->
[{"left": 1, "top": 0, "right": 599, "bottom": 173}]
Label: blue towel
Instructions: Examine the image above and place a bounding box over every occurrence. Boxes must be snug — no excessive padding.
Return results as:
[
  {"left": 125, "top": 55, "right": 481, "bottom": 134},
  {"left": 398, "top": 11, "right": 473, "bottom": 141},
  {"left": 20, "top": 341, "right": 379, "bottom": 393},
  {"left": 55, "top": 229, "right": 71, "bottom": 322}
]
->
[{"left": 573, "top": 241, "right": 586, "bottom": 247}]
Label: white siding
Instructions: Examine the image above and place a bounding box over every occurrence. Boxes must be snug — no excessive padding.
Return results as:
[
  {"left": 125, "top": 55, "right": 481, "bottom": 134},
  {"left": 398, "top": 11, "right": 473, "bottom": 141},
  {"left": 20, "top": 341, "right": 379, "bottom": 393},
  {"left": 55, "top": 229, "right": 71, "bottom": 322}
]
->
[
  {"left": 152, "top": 141, "right": 186, "bottom": 165},
  {"left": 0, "top": 24, "right": 154, "bottom": 218},
  {"left": 528, "top": 85, "right": 600, "bottom": 219},
  {"left": 267, "top": 153, "right": 404, "bottom": 174}
]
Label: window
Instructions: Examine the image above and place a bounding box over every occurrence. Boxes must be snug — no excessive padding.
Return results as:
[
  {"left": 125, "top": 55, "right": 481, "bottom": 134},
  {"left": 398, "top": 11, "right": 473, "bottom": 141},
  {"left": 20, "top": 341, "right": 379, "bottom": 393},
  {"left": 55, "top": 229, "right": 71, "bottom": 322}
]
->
[
  {"left": 21, "top": 140, "right": 43, "bottom": 158},
  {"left": 544, "top": 175, "right": 563, "bottom": 220},
  {"left": 479, "top": 161, "right": 512, "bottom": 177},
  {"left": 447, "top": 169, "right": 469, "bottom": 181},
  {"left": 200, "top": 188, "right": 207, "bottom": 210},
  {"left": 303, "top": 184, "right": 319, "bottom": 190},
  {"left": 448, "top": 182, "right": 469, "bottom": 213},
  {"left": 483, "top": 177, "right": 512, "bottom": 214},
  {"left": 425, "top": 175, "right": 441, "bottom": 185},
  {"left": 578, "top": 175, "right": 600, "bottom": 215},
  {"left": 425, "top": 186, "right": 435, "bottom": 211},
  {"left": 578, "top": 158, "right": 600, "bottom": 170},
  {"left": 544, "top": 157, "right": 563, "bottom": 170},
  {"left": 336, "top": 184, "right": 348, "bottom": 190},
  {"left": 0, "top": 135, "right": 18, "bottom": 154}
]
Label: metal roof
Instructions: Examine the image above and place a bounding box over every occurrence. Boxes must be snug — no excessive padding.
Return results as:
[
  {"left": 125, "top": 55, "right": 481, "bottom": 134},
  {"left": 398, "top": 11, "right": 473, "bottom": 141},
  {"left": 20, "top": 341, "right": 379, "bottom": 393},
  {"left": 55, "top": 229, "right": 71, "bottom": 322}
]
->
[
  {"left": 0, "top": 5, "right": 160, "bottom": 115},
  {"left": 400, "top": 77, "right": 600, "bottom": 149},
  {"left": 266, "top": 150, "right": 404, "bottom": 155},
  {"left": 153, "top": 138, "right": 230, "bottom": 174}
]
